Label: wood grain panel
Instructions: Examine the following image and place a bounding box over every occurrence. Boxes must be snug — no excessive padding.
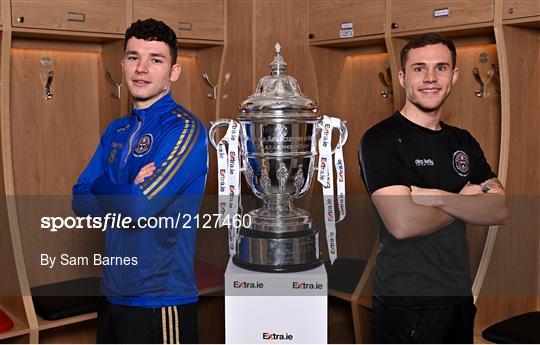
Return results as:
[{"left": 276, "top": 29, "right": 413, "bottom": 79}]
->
[
  {"left": 11, "top": 0, "right": 126, "bottom": 34},
  {"left": 133, "top": 0, "right": 224, "bottom": 41},
  {"left": 0, "top": 193, "right": 30, "bottom": 340},
  {"left": 10, "top": 46, "right": 104, "bottom": 286},
  {"left": 0, "top": 192, "right": 27, "bottom": 325},
  {"left": 500, "top": 26, "right": 540, "bottom": 195},
  {"left": 443, "top": 44, "right": 501, "bottom": 167},
  {"left": 309, "top": 0, "right": 385, "bottom": 42},
  {"left": 503, "top": 0, "right": 540, "bottom": 20},
  {"left": 310, "top": 44, "right": 392, "bottom": 343},
  {"left": 172, "top": 54, "right": 196, "bottom": 111},
  {"left": 254, "top": 0, "right": 318, "bottom": 101},
  {"left": 195, "top": 0, "right": 253, "bottom": 268},
  {"left": 168, "top": 49, "right": 222, "bottom": 126},
  {"left": 191, "top": 47, "right": 223, "bottom": 267},
  {"left": 389, "top": 37, "right": 408, "bottom": 108},
  {"left": 171, "top": 48, "right": 222, "bottom": 200},
  {"left": 390, "top": 0, "right": 494, "bottom": 33},
  {"left": 218, "top": 0, "right": 253, "bottom": 119},
  {"left": 311, "top": 46, "right": 392, "bottom": 259},
  {"left": 475, "top": 24, "right": 540, "bottom": 334},
  {"left": 0, "top": 95, "right": 25, "bottom": 309},
  {"left": 98, "top": 40, "right": 124, "bottom": 133},
  {"left": 1, "top": 30, "right": 41, "bottom": 341},
  {"left": 193, "top": 46, "right": 223, "bottom": 126}
]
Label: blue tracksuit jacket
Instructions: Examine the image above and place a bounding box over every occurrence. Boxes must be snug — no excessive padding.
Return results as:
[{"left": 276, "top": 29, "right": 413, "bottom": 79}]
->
[{"left": 72, "top": 92, "right": 208, "bottom": 307}]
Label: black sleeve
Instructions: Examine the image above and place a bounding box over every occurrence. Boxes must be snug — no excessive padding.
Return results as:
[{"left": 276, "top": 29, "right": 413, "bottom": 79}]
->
[
  {"left": 465, "top": 131, "right": 497, "bottom": 184},
  {"left": 359, "top": 129, "right": 411, "bottom": 195}
]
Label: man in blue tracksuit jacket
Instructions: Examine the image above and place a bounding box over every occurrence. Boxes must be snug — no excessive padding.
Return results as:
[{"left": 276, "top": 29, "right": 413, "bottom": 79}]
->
[{"left": 72, "top": 19, "right": 207, "bottom": 343}]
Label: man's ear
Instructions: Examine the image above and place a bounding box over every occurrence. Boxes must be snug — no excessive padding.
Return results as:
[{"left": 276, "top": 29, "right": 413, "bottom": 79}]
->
[
  {"left": 398, "top": 70, "right": 405, "bottom": 88},
  {"left": 452, "top": 67, "right": 459, "bottom": 85},
  {"left": 170, "top": 63, "right": 181, "bottom": 82}
]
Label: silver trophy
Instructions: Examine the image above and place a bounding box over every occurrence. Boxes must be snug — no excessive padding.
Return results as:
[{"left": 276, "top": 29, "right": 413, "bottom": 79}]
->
[{"left": 209, "top": 43, "right": 348, "bottom": 272}]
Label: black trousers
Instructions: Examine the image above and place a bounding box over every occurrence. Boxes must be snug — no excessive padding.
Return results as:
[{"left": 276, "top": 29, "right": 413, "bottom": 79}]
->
[
  {"left": 373, "top": 296, "right": 476, "bottom": 343},
  {"left": 97, "top": 298, "right": 198, "bottom": 344}
]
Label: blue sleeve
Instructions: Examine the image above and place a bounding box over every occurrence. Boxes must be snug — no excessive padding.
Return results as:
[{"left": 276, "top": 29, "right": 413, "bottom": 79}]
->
[
  {"left": 72, "top": 126, "right": 112, "bottom": 217},
  {"left": 91, "top": 117, "right": 208, "bottom": 219}
]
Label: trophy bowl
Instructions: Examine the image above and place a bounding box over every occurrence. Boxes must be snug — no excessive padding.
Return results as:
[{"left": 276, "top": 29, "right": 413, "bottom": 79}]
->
[{"left": 209, "top": 43, "right": 347, "bottom": 272}]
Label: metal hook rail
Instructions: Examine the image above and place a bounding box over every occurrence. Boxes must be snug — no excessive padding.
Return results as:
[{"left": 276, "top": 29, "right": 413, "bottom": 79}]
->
[
  {"left": 202, "top": 73, "right": 218, "bottom": 100},
  {"left": 105, "top": 71, "right": 122, "bottom": 99}
]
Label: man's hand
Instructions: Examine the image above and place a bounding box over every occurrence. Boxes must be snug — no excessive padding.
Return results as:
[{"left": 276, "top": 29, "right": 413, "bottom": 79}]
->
[
  {"left": 134, "top": 163, "right": 156, "bottom": 185},
  {"left": 481, "top": 177, "right": 505, "bottom": 195},
  {"left": 411, "top": 186, "right": 443, "bottom": 207},
  {"left": 460, "top": 182, "right": 483, "bottom": 195}
]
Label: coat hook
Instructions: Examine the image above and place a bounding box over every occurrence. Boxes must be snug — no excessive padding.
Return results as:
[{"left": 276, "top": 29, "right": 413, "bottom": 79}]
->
[
  {"left": 44, "top": 70, "right": 54, "bottom": 100},
  {"left": 105, "top": 70, "right": 122, "bottom": 99},
  {"left": 491, "top": 64, "right": 500, "bottom": 78},
  {"left": 473, "top": 64, "right": 499, "bottom": 97},
  {"left": 202, "top": 73, "right": 218, "bottom": 100},
  {"left": 378, "top": 70, "right": 392, "bottom": 98},
  {"left": 384, "top": 61, "right": 392, "bottom": 82}
]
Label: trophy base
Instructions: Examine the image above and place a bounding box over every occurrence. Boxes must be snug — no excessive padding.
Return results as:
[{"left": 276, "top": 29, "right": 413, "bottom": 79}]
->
[
  {"left": 233, "top": 256, "right": 322, "bottom": 273},
  {"left": 233, "top": 228, "right": 321, "bottom": 273}
]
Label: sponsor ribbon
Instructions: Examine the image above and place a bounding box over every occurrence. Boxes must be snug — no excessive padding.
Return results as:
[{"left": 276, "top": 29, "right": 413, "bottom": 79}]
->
[
  {"left": 317, "top": 115, "right": 347, "bottom": 264},
  {"left": 332, "top": 117, "right": 347, "bottom": 222},
  {"left": 216, "top": 120, "right": 242, "bottom": 255}
]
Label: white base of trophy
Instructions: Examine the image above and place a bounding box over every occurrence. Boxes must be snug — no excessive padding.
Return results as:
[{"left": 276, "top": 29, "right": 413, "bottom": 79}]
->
[{"left": 225, "top": 257, "right": 327, "bottom": 344}]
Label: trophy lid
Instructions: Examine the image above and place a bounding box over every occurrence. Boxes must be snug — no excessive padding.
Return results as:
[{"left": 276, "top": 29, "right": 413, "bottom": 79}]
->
[{"left": 239, "top": 43, "right": 318, "bottom": 117}]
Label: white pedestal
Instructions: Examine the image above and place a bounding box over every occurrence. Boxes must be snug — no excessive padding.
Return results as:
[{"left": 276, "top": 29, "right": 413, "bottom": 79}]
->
[{"left": 225, "top": 258, "right": 327, "bottom": 344}]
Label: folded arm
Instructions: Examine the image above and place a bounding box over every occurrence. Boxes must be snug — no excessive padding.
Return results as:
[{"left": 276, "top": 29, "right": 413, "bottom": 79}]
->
[
  {"left": 411, "top": 177, "right": 508, "bottom": 226},
  {"left": 91, "top": 120, "right": 208, "bottom": 219},
  {"left": 371, "top": 185, "right": 456, "bottom": 240},
  {"left": 72, "top": 134, "right": 109, "bottom": 217}
]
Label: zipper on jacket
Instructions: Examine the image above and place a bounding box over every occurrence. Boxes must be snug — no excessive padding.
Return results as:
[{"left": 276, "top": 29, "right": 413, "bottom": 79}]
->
[{"left": 124, "top": 119, "right": 142, "bottom": 164}]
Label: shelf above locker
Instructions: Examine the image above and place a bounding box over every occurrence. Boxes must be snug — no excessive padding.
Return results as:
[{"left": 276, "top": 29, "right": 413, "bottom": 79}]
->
[
  {"left": 133, "top": 0, "right": 224, "bottom": 42},
  {"left": 309, "top": 34, "right": 385, "bottom": 48},
  {"left": 11, "top": 28, "right": 124, "bottom": 43},
  {"left": 11, "top": 0, "right": 126, "bottom": 34},
  {"left": 390, "top": 0, "right": 494, "bottom": 33},
  {"left": 308, "top": 1, "right": 385, "bottom": 42},
  {"left": 37, "top": 312, "right": 97, "bottom": 331}
]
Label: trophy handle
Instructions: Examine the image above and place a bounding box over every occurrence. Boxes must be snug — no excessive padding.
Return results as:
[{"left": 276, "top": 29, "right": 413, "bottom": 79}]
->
[
  {"left": 334, "top": 121, "right": 348, "bottom": 153},
  {"left": 208, "top": 118, "right": 233, "bottom": 149}
]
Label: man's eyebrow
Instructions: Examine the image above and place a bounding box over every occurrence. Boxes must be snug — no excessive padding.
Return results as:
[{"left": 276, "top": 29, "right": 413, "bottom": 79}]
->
[
  {"left": 409, "top": 62, "right": 451, "bottom": 66},
  {"left": 124, "top": 51, "right": 167, "bottom": 59}
]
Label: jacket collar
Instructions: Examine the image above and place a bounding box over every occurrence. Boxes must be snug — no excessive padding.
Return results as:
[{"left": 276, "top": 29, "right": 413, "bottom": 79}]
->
[{"left": 131, "top": 92, "right": 176, "bottom": 121}]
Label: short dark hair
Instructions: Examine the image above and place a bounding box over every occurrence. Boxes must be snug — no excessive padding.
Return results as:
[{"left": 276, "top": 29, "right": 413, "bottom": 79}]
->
[
  {"left": 400, "top": 33, "right": 457, "bottom": 72},
  {"left": 124, "top": 19, "right": 177, "bottom": 65}
]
